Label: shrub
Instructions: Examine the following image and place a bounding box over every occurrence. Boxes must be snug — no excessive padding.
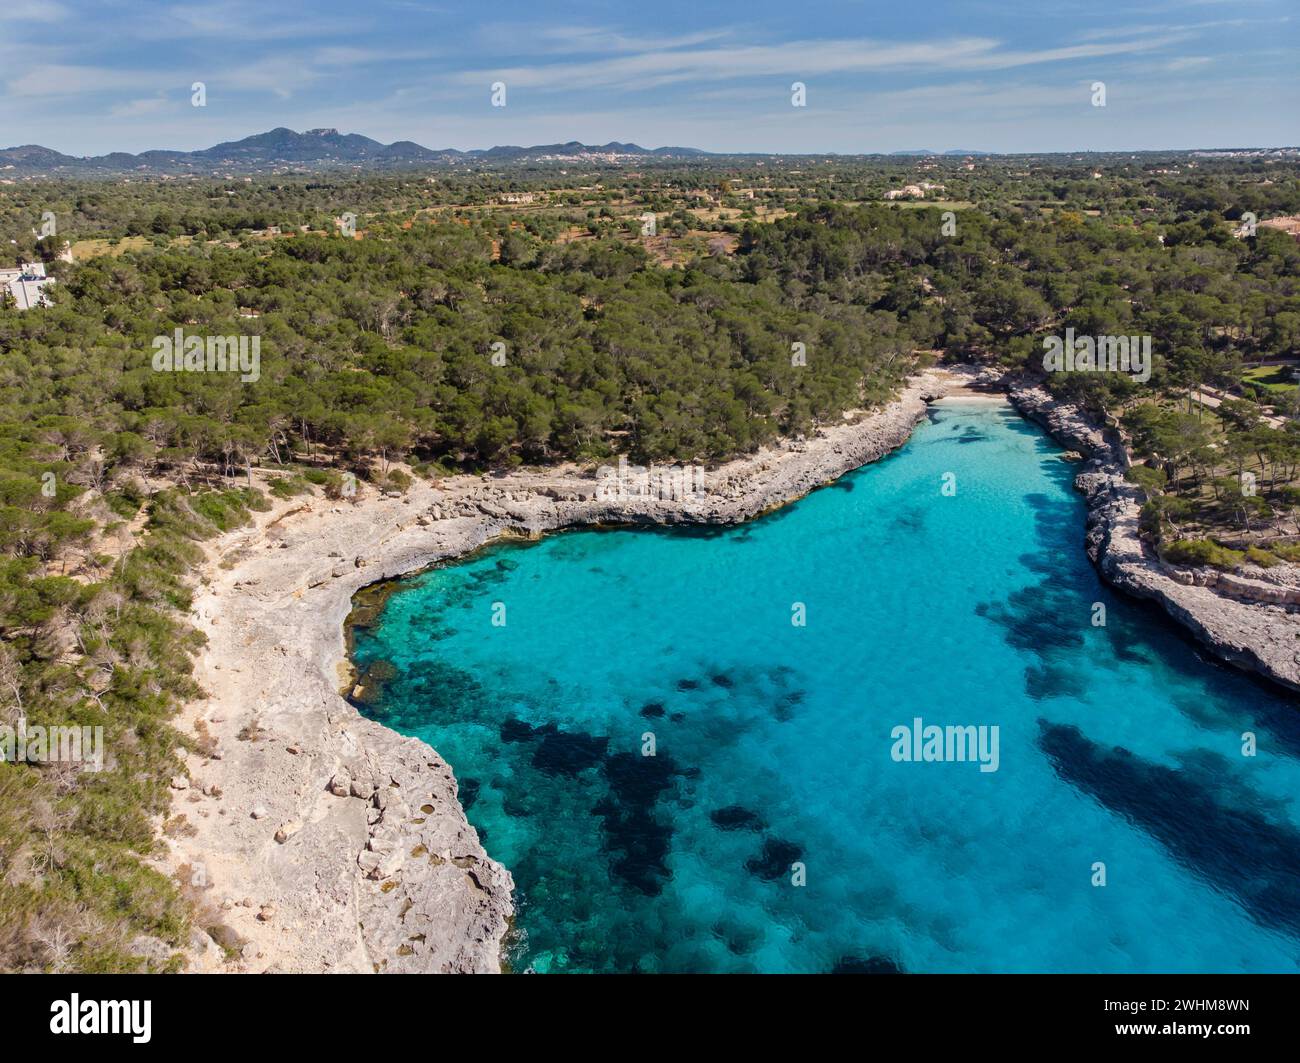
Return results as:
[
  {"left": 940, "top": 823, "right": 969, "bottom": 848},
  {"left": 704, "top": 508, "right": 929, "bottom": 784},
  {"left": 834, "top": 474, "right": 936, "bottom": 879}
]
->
[
  {"left": 382, "top": 469, "right": 412, "bottom": 494},
  {"left": 1245, "top": 545, "right": 1280, "bottom": 568},
  {"left": 267, "top": 475, "right": 309, "bottom": 499},
  {"left": 1161, "top": 539, "right": 1245, "bottom": 570},
  {"left": 1125, "top": 464, "right": 1167, "bottom": 496}
]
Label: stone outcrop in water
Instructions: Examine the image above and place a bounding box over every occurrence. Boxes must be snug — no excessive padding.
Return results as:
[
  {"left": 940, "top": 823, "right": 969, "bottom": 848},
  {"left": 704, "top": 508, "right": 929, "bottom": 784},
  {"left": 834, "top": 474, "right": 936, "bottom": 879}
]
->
[{"left": 1008, "top": 382, "right": 1300, "bottom": 694}]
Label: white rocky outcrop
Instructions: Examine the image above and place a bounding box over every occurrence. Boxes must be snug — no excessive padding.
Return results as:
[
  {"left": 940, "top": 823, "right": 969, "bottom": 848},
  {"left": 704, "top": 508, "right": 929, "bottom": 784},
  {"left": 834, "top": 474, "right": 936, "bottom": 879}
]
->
[{"left": 1009, "top": 382, "right": 1300, "bottom": 693}]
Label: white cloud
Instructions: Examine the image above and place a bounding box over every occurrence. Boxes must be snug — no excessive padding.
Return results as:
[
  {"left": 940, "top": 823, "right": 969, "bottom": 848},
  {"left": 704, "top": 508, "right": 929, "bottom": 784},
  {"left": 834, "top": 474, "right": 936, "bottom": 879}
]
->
[
  {"left": 464, "top": 37, "right": 1004, "bottom": 91},
  {"left": 110, "top": 95, "right": 176, "bottom": 118},
  {"left": 0, "top": 1, "right": 69, "bottom": 22},
  {"left": 526, "top": 25, "right": 736, "bottom": 54},
  {"left": 128, "top": 2, "right": 370, "bottom": 42},
  {"left": 456, "top": 30, "right": 1195, "bottom": 94},
  {"left": 6, "top": 63, "right": 150, "bottom": 98}
]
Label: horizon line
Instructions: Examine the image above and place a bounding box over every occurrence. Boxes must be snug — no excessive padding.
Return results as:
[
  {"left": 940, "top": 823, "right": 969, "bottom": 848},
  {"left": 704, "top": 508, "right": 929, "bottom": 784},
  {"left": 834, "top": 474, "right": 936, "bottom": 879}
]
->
[{"left": 7, "top": 125, "right": 1300, "bottom": 162}]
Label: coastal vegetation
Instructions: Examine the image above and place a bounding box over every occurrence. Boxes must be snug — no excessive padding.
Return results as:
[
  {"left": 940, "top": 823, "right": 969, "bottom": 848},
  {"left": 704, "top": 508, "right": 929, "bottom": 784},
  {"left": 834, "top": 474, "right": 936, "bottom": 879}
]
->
[{"left": 1, "top": 153, "right": 1298, "bottom": 969}]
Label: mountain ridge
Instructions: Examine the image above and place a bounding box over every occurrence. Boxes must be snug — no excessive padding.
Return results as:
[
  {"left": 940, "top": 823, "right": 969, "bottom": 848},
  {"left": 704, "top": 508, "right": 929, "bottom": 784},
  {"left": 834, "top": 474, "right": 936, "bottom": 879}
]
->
[
  {"left": 6, "top": 128, "right": 1293, "bottom": 176},
  {"left": 0, "top": 127, "right": 711, "bottom": 175}
]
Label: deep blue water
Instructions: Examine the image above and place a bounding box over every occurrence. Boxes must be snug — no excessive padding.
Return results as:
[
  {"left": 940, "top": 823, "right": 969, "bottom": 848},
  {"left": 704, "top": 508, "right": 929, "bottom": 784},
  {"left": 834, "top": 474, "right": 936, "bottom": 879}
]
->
[{"left": 350, "top": 399, "right": 1300, "bottom": 973}]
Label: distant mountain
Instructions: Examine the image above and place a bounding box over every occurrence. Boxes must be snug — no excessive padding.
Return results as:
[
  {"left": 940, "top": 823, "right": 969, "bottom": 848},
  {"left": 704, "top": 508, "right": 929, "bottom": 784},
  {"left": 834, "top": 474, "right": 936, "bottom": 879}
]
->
[
  {"left": 4, "top": 130, "right": 1269, "bottom": 176},
  {"left": 195, "top": 127, "right": 426, "bottom": 165},
  {"left": 475, "top": 140, "right": 707, "bottom": 160},
  {"left": 0, "top": 128, "right": 711, "bottom": 175},
  {"left": 0, "top": 144, "right": 76, "bottom": 168}
]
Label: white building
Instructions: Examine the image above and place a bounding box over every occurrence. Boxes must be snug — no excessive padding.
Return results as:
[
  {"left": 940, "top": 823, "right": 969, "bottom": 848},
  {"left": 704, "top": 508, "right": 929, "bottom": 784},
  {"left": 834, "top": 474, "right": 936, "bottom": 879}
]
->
[
  {"left": 0, "top": 262, "right": 55, "bottom": 310},
  {"left": 884, "top": 181, "right": 946, "bottom": 200}
]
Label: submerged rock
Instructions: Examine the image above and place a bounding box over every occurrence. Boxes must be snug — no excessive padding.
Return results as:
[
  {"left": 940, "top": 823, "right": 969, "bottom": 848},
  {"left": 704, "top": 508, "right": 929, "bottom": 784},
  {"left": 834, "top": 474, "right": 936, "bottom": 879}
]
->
[
  {"left": 831, "top": 955, "right": 905, "bottom": 974},
  {"left": 709, "top": 805, "right": 766, "bottom": 832},
  {"left": 745, "top": 838, "right": 804, "bottom": 881}
]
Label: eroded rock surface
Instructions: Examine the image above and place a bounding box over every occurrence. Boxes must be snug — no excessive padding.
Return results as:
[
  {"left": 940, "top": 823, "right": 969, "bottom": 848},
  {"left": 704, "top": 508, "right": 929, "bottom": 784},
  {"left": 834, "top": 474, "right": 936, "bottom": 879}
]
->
[{"left": 1010, "top": 383, "right": 1300, "bottom": 693}]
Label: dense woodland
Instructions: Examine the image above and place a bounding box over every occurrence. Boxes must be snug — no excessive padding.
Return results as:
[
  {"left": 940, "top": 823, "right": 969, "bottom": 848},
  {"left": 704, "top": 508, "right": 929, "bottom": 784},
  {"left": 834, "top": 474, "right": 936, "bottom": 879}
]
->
[{"left": 1, "top": 154, "right": 1298, "bottom": 969}]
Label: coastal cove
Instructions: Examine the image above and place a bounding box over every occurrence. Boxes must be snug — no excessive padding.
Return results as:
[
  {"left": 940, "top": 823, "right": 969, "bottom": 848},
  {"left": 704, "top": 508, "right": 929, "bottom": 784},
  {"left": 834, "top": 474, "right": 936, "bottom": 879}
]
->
[
  {"left": 348, "top": 397, "right": 1300, "bottom": 974},
  {"left": 163, "top": 370, "right": 1300, "bottom": 974},
  {"left": 164, "top": 372, "right": 951, "bottom": 972}
]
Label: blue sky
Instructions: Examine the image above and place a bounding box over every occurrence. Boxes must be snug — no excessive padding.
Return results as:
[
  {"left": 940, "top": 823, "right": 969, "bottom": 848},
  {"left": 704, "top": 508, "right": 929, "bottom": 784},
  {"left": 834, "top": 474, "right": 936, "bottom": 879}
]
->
[{"left": 1, "top": 0, "right": 1296, "bottom": 155}]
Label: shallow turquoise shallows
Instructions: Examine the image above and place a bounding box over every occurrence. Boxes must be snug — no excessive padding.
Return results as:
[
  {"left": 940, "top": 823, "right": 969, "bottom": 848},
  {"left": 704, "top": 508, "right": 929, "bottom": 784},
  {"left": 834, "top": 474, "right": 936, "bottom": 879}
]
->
[{"left": 350, "top": 399, "right": 1300, "bottom": 973}]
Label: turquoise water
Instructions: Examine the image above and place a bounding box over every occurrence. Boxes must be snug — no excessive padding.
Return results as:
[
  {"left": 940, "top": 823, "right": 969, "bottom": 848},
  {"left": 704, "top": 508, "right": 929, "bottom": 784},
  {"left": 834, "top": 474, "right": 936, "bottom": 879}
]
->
[{"left": 350, "top": 400, "right": 1300, "bottom": 973}]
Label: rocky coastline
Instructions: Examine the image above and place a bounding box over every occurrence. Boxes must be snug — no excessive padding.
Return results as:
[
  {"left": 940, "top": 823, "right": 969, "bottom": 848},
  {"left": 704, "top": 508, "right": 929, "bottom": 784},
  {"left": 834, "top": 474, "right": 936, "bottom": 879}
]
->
[
  {"left": 166, "top": 367, "right": 956, "bottom": 973},
  {"left": 1006, "top": 379, "right": 1300, "bottom": 694},
  {"left": 167, "top": 361, "right": 1299, "bottom": 976}
]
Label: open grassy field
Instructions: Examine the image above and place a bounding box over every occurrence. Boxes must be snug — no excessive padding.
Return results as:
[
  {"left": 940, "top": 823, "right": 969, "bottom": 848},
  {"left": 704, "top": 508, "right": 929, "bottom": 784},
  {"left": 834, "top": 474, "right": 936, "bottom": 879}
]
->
[
  {"left": 1243, "top": 363, "right": 1298, "bottom": 395},
  {"left": 69, "top": 235, "right": 152, "bottom": 259}
]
